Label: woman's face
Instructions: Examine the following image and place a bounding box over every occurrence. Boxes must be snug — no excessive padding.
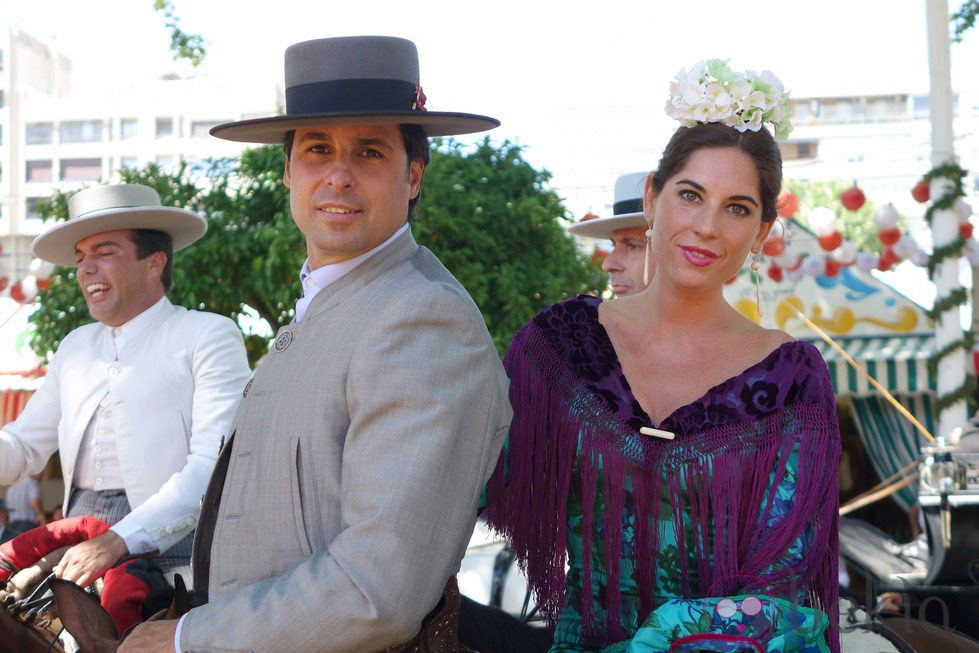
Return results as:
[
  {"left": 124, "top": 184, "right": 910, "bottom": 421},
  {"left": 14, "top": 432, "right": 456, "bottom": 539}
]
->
[{"left": 644, "top": 146, "right": 772, "bottom": 292}]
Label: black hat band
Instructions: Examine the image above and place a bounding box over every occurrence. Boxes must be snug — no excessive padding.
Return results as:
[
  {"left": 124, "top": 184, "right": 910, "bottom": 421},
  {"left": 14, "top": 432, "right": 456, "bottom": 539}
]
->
[
  {"left": 613, "top": 198, "right": 643, "bottom": 216},
  {"left": 286, "top": 78, "right": 421, "bottom": 115}
]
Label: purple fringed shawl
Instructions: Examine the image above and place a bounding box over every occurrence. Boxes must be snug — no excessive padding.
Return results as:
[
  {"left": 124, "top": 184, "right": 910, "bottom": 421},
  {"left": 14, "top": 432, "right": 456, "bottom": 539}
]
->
[{"left": 483, "top": 296, "right": 841, "bottom": 651}]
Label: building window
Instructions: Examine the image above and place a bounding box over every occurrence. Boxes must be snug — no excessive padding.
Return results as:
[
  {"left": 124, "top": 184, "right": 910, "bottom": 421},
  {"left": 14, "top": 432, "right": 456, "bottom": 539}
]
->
[
  {"left": 156, "top": 118, "right": 174, "bottom": 138},
  {"left": 26, "top": 198, "right": 43, "bottom": 221},
  {"left": 191, "top": 121, "right": 221, "bottom": 138},
  {"left": 26, "top": 122, "right": 54, "bottom": 145},
  {"left": 60, "top": 158, "right": 102, "bottom": 181},
  {"left": 120, "top": 118, "right": 138, "bottom": 140},
  {"left": 121, "top": 156, "right": 139, "bottom": 170},
  {"left": 26, "top": 160, "right": 53, "bottom": 183},
  {"left": 912, "top": 95, "right": 930, "bottom": 119},
  {"left": 779, "top": 140, "right": 818, "bottom": 161},
  {"left": 60, "top": 120, "right": 103, "bottom": 143},
  {"left": 155, "top": 156, "right": 175, "bottom": 172}
]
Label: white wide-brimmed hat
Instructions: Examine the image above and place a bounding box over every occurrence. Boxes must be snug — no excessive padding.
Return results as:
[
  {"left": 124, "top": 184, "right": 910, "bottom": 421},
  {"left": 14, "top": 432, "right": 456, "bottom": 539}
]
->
[
  {"left": 31, "top": 184, "right": 207, "bottom": 267},
  {"left": 568, "top": 171, "right": 649, "bottom": 240},
  {"left": 210, "top": 35, "right": 500, "bottom": 143}
]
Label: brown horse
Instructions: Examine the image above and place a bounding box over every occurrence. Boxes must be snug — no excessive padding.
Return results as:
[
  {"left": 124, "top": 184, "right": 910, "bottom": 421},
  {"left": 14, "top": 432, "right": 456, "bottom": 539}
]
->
[
  {"left": 0, "top": 587, "right": 66, "bottom": 653},
  {"left": 0, "top": 573, "right": 188, "bottom": 653}
]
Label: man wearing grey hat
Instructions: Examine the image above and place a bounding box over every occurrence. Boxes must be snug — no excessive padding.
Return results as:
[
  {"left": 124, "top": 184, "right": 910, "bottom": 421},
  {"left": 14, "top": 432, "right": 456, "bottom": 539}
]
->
[
  {"left": 569, "top": 171, "right": 652, "bottom": 297},
  {"left": 122, "top": 36, "right": 510, "bottom": 653},
  {"left": 0, "top": 184, "right": 251, "bottom": 590}
]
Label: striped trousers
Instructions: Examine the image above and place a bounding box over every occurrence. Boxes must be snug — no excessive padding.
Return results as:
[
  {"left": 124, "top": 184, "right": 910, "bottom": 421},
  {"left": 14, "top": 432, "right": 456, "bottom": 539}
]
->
[{"left": 66, "top": 487, "right": 193, "bottom": 585}]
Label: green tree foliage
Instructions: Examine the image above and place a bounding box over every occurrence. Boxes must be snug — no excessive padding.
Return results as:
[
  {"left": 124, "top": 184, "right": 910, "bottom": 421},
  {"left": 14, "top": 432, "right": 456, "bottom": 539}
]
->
[
  {"left": 414, "top": 138, "right": 605, "bottom": 354},
  {"left": 782, "top": 178, "right": 905, "bottom": 254},
  {"left": 29, "top": 138, "right": 603, "bottom": 364},
  {"left": 153, "top": 0, "right": 207, "bottom": 67},
  {"left": 953, "top": 0, "right": 979, "bottom": 42}
]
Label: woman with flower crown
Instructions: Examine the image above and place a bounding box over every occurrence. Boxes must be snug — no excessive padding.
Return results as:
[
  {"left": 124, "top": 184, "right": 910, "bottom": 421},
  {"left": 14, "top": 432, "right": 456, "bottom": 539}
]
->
[{"left": 483, "top": 60, "right": 840, "bottom": 653}]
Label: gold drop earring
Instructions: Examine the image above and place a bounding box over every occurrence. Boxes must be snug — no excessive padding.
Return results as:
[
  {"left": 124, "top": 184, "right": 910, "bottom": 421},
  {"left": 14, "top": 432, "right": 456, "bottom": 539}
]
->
[
  {"left": 643, "top": 223, "right": 654, "bottom": 287},
  {"left": 751, "top": 250, "right": 762, "bottom": 320}
]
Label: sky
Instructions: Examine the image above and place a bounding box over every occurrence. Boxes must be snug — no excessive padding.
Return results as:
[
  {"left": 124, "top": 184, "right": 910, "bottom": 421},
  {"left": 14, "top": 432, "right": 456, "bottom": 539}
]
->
[{"left": 4, "top": 0, "right": 979, "bottom": 221}]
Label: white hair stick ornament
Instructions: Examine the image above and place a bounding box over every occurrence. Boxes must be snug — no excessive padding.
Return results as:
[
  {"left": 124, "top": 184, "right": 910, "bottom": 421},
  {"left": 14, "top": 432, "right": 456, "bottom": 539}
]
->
[{"left": 640, "top": 426, "right": 675, "bottom": 440}]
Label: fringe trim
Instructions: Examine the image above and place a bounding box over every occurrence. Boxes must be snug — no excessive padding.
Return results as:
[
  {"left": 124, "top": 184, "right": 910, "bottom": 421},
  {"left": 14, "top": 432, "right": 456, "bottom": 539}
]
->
[{"left": 484, "top": 321, "right": 840, "bottom": 651}]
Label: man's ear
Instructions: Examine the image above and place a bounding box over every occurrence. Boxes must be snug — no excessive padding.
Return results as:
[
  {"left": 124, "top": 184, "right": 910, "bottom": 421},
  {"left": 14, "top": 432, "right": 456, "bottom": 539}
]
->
[
  {"left": 148, "top": 251, "right": 167, "bottom": 279},
  {"left": 408, "top": 159, "right": 425, "bottom": 200}
]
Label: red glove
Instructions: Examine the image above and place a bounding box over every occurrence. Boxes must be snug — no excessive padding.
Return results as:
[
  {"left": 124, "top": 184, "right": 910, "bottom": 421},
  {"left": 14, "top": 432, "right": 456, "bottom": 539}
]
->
[{"left": 0, "top": 516, "right": 110, "bottom": 581}]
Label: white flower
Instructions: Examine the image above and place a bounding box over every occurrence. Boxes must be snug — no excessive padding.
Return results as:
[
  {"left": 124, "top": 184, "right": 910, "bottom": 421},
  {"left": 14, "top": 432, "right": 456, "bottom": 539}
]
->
[{"left": 666, "top": 59, "right": 792, "bottom": 139}]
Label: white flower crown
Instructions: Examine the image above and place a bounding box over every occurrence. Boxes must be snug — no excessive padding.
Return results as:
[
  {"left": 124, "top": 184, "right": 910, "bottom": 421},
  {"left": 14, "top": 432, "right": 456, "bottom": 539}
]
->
[{"left": 665, "top": 59, "right": 792, "bottom": 140}]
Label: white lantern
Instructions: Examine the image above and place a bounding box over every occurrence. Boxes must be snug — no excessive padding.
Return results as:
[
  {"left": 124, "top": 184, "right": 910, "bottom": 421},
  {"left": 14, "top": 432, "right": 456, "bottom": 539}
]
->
[
  {"left": 873, "top": 204, "right": 901, "bottom": 230},
  {"left": 806, "top": 207, "right": 838, "bottom": 236},
  {"left": 802, "top": 254, "right": 827, "bottom": 277},
  {"left": 892, "top": 235, "right": 919, "bottom": 260},
  {"left": 855, "top": 251, "right": 879, "bottom": 272},
  {"left": 833, "top": 241, "right": 858, "bottom": 265}
]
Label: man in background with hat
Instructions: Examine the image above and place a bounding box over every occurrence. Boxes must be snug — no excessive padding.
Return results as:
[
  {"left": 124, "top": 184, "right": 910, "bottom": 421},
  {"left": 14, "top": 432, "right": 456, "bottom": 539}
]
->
[
  {"left": 122, "top": 36, "right": 510, "bottom": 653},
  {"left": 569, "top": 171, "right": 652, "bottom": 297},
  {"left": 0, "top": 183, "right": 251, "bottom": 589}
]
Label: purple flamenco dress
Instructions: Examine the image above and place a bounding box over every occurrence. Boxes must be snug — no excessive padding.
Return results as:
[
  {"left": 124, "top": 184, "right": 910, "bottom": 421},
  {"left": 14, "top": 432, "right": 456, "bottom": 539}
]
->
[{"left": 484, "top": 296, "right": 841, "bottom": 653}]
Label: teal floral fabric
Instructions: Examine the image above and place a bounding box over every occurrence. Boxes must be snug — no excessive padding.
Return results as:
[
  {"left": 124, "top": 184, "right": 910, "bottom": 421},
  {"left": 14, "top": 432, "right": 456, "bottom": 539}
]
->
[{"left": 612, "top": 594, "right": 829, "bottom": 652}]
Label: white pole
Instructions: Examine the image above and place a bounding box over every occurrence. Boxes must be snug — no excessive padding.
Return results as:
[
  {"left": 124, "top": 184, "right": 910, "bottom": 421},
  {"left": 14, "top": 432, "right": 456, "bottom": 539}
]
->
[{"left": 926, "top": 0, "right": 968, "bottom": 438}]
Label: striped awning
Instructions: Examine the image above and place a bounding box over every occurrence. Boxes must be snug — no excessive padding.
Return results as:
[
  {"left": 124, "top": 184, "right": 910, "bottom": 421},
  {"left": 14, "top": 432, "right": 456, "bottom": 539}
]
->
[
  {"left": 804, "top": 334, "right": 937, "bottom": 396},
  {"left": 0, "top": 389, "right": 34, "bottom": 427}
]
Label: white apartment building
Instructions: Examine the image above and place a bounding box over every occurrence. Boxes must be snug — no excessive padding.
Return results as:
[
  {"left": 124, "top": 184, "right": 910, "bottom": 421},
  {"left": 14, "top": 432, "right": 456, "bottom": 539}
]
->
[
  {"left": 784, "top": 91, "right": 979, "bottom": 221},
  {"left": 0, "top": 27, "right": 277, "bottom": 282}
]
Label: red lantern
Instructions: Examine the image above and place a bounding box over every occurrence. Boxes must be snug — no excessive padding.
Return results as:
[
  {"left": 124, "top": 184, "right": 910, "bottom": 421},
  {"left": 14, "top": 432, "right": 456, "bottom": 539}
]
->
[
  {"left": 824, "top": 259, "right": 842, "bottom": 277},
  {"left": 767, "top": 264, "right": 784, "bottom": 282},
  {"left": 840, "top": 184, "right": 866, "bottom": 211},
  {"left": 912, "top": 179, "right": 930, "bottom": 203},
  {"left": 960, "top": 223, "right": 974, "bottom": 240},
  {"left": 762, "top": 234, "right": 786, "bottom": 257},
  {"left": 590, "top": 247, "right": 608, "bottom": 264},
  {"left": 581, "top": 211, "right": 600, "bottom": 222},
  {"left": 9, "top": 282, "right": 25, "bottom": 303},
  {"left": 817, "top": 231, "right": 843, "bottom": 251},
  {"left": 879, "top": 247, "right": 901, "bottom": 268},
  {"left": 776, "top": 190, "right": 799, "bottom": 218},
  {"left": 878, "top": 227, "right": 902, "bottom": 246}
]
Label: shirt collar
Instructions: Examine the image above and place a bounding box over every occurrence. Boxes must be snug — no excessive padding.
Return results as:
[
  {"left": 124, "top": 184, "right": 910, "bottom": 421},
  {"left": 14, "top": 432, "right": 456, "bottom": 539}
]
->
[
  {"left": 300, "top": 222, "right": 410, "bottom": 290},
  {"left": 106, "top": 295, "right": 168, "bottom": 349}
]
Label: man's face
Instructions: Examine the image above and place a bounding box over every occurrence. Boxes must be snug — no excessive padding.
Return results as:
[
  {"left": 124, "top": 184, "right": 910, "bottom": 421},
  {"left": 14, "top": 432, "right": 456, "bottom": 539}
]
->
[
  {"left": 74, "top": 230, "right": 166, "bottom": 327},
  {"left": 602, "top": 226, "right": 649, "bottom": 296},
  {"left": 284, "top": 124, "right": 425, "bottom": 270}
]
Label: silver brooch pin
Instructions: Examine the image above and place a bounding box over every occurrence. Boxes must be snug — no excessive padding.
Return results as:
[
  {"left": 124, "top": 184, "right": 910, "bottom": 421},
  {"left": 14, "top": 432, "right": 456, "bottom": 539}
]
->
[{"left": 274, "top": 330, "right": 293, "bottom": 352}]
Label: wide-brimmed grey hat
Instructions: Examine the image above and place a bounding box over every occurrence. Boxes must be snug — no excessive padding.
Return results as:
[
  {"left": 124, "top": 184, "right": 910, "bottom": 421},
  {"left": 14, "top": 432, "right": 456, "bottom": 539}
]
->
[
  {"left": 568, "top": 171, "right": 650, "bottom": 240},
  {"left": 31, "top": 184, "right": 207, "bottom": 267},
  {"left": 210, "top": 35, "right": 500, "bottom": 143}
]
